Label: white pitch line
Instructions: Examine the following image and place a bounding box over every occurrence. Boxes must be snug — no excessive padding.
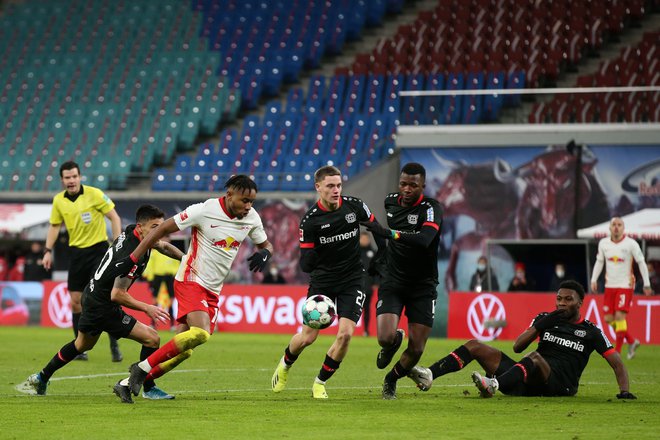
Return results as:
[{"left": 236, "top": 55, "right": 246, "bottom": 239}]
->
[{"left": 49, "top": 368, "right": 271, "bottom": 382}]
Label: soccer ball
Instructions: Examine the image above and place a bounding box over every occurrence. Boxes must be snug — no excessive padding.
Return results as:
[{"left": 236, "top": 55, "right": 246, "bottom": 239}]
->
[{"left": 302, "top": 295, "right": 337, "bottom": 329}]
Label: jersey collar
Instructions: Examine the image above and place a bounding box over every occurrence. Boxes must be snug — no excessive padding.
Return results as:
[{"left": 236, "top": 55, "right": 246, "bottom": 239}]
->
[
  {"left": 317, "top": 197, "right": 342, "bottom": 211},
  {"left": 63, "top": 184, "right": 85, "bottom": 202},
  {"left": 610, "top": 234, "right": 626, "bottom": 244},
  {"left": 397, "top": 193, "right": 424, "bottom": 207},
  {"left": 132, "top": 226, "right": 142, "bottom": 241},
  {"left": 219, "top": 197, "right": 235, "bottom": 219}
]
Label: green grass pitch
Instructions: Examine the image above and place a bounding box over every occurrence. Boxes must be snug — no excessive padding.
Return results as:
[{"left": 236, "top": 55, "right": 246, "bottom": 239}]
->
[{"left": 1, "top": 326, "right": 658, "bottom": 439}]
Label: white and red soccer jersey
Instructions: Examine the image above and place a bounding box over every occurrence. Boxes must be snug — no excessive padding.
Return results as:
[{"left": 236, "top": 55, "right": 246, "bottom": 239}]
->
[
  {"left": 174, "top": 197, "right": 268, "bottom": 294},
  {"left": 592, "top": 235, "right": 647, "bottom": 289}
]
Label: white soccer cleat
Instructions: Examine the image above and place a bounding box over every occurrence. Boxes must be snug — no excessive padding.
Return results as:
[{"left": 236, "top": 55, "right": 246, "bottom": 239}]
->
[
  {"left": 408, "top": 365, "right": 433, "bottom": 391},
  {"left": 471, "top": 371, "right": 498, "bottom": 398}
]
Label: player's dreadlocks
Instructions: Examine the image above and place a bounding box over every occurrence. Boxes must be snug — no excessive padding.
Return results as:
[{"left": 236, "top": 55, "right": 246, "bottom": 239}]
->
[{"left": 225, "top": 174, "right": 258, "bottom": 193}]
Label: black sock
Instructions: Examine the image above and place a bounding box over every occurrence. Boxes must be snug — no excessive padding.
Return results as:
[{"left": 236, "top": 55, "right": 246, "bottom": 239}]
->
[
  {"left": 385, "top": 361, "right": 410, "bottom": 382},
  {"left": 141, "top": 346, "right": 158, "bottom": 391},
  {"left": 109, "top": 335, "right": 119, "bottom": 349},
  {"left": 317, "top": 355, "right": 341, "bottom": 382},
  {"left": 72, "top": 313, "right": 81, "bottom": 338},
  {"left": 496, "top": 357, "right": 535, "bottom": 393},
  {"left": 40, "top": 340, "right": 81, "bottom": 381},
  {"left": 283, "top": 346, "right": 299, "bottom": 366},
  {"left": 429, "top": 345, "right": 473, "bottom": 379}
]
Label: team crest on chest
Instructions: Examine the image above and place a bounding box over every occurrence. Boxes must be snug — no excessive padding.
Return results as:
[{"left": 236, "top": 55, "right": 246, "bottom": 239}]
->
[
  {"left": 407, "top": 214, "right": 418, "bottom": 224},
  {"left": 345, "top": 213, "right": 356, "bottom": 223},
  {"left": 574, "top": 329, "right": 586, "bottom": 338}
]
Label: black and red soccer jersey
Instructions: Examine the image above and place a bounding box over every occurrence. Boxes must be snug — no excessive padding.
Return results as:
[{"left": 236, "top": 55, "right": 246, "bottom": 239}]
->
[
  {"left": 531, "top": 312, "right": 615, "bottom": 393},
  {"left": 382, "top": 193, "right": 443, "bottom": 287},
  {"left": 299, "top": 196, "right": 375, "bottom": 287},
  {"left": 83, "top": 224, "right": 151, "bottom": 309}
]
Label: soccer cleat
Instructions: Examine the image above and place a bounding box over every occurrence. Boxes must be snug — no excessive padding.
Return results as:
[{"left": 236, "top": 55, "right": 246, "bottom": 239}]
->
[
  {"left": 627, "top": 339, "right": 640, "bottom": 360},
  {"left": 471, "top": 371, "right": 498, "bottom": 398},
  {"left": 24, "top": 373, "right": 48, "bottom": 395},
  {"left": 376, "top": 329, "right": 405, "bottom": 369},
  {"left": 408, "top": 365, "right": 433, "bottom": 392},
  {"left": 128, "top": 362, "right": 148, "bottom": 396},
  {"left": 142, "top": 386, "right": 175, "bottom": 400},
  {"left": 74, "top": 352, "right": 89, "bottom": 361},
  {"left": 382, "top": 377, "right": 397, "bottom": 400},
  {"left": 312, "top": 381, "right": 328, "bottom": 399},
  {"left": 271, "top": 357, "right": 289, "bottom": 393},
  {"left": 113, "top": 381, "right": 134, "bottom": 404},
  {"left": 111, "top": 345, "right": 123, "bottom": 363}
]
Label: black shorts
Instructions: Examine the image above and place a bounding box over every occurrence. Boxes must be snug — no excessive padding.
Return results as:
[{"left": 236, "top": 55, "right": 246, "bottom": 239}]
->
[
  {"left": 308, "top": 276, "right": 365, "bottom": 324},
  {"left": 495, "top": 353, "right": 577, "bottom": 397},
  {"left": 68, "top": 241, "right": 108, "bottom": 292},
  {"left": 376, "top": 282, "right": 438, "bottom": 327},
  {"left": 78, "top": 302, "right": 137, "bottom": 340}
]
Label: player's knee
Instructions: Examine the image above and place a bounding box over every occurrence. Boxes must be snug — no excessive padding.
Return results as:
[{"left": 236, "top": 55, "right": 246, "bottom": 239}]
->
[
  {"left": 377, "top": 332, "right": 397, "bottom": 348},
  {"left": 144, "top": 328, "right": 160, "bottom": 348},
  {"left": 335, "top": 332, "right": 352, "bottom": 349},
  {"left": 186, "top": 326, "right": 211, "bottom": 347}
]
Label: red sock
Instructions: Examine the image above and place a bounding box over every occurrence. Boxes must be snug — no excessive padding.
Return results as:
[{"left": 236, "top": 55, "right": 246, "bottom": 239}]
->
[
  {"left": 615, "top": 331, "right": 625, "bottom": 353},
  {"left": 145, "top": 365, "right": 164, "bottom": 382},
  {"left": 146, "top": 339, "right": 181, "bottom": 367},
  {"left": 624, "top": 330, "right": 636, "bottom": 344}
]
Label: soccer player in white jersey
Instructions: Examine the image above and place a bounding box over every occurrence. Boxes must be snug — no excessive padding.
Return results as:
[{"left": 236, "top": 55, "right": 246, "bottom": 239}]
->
[
  {"left": 590, "top": 217, "right": 652, "bottom": 359},
  {"left": 119, "top": 175, "right": 274, "bottom": 396}
]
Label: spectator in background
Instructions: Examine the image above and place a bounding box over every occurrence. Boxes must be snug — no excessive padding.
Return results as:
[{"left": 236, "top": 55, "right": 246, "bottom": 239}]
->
[
  {"left": 548, "top": 262, "right": 569, "bottom": 292},
  {"left": 24, "top": 242, "right": 51, "bottom": 282},
  {"left": 469, "top": 256, "right": 499, "bottom": 292},
  {"left": 263, "top": 264, "right": 287, "bottom": 284},
  {"left": 7, "top": 256, "right": 25, "bottom": 281},
  {"left": 508, "top": 262, "right": 536, "bottom": 292}
]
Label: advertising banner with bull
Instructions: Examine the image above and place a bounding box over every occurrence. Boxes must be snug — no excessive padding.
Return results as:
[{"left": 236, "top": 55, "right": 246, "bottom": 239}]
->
[
  {"left": 401, "top": 144, "right": 660, "bottom": 295},
  {"left": 448, "top": 291, "right": 660, "bottom": 345}
]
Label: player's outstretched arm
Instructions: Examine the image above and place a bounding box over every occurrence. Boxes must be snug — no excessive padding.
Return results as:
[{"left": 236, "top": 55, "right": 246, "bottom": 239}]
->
[
  {"left": 129, "top": 218, "right": 179, "bottom": 262},
  {"left": 360, "top": 220, "right": 438, "bottom": 248},
  {"left": 513, "top": 326, "right": 538, "bottom": 353},
  {"left": 110, "top": 277, "right": 169, "bottom": 323},
  {"left": 604, "top": 351, "right": 636, "bottom": 399},
  {"left": 154, "top": 240, "right": 184, "bottom": 261}
]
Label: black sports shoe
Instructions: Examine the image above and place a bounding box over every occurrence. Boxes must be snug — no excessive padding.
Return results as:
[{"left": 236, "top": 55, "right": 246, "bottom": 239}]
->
[
  {"left": 113, "top": 381, "right": 133, "bottom": 404},
  {"left": 382, "top": 377, "right": 397, "bottom": 400},
  {"left": 111, "top": 345, "right": 123, "bottom": 363},
  {"left": 128, "top": 363, "right": 148, "bottom": 396},
  {"left": 376, "top": 329, "right": 405, "bottom": 369}
]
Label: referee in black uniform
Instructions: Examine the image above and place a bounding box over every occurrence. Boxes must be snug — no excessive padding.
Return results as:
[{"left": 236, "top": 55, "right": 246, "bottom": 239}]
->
[{"left": 42, "top": 161, "right": 123, "bottom": 362}]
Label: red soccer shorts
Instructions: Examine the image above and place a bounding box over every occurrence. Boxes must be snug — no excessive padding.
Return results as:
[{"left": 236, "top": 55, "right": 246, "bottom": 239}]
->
[
  {"left": 603, "top": 287, "right": 633, "bottom": 314},
  {"left": 174, "top": 280, "right": 219, "bottom": 334}
]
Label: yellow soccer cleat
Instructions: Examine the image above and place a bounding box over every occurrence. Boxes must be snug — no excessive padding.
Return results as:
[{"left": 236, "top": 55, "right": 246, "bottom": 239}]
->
[
  {"left": 271, "top": 357, "right": 289, "bottom": 393},
  {"left": 312, "top": 381, "right": 328, "bottom": 399}
]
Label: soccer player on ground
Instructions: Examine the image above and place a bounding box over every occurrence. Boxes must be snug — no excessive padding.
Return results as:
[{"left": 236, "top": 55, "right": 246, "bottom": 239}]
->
[
  {"left": 360, "top": 162, "right": 443, "bottom": 399},
  {"left": 408, "top": 280, "right": 637, "bottom": 399},
  {"left": 590, "top": 217, "right": 653, "bottom": 359},
  {"left": 42, "top": 161, "right": 123, "bottom": 362},
  {"left": 20, "top": 205, "right": 183, "bottom": 403},
  {"left": 122, "top": 175, "right": 273, "bottom": 397},
  {"left": 271, "top": 165, "right": 384, "bottom": 399}
]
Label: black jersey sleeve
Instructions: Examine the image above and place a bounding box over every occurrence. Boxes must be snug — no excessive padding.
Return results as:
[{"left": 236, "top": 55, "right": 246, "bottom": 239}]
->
[
  {"left": 590, "top": 323, "right": 615, "bottom": 356},
  {"left": 299, "top": 214, "right": 317, "bottom": 272}
]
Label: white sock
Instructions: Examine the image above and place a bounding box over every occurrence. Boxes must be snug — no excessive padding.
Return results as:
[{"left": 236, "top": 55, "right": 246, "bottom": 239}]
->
[
  {"left": 120, "top": 378, "right": 129, "bottom": 386},
  {"left": 138, "top": 360, "right": 152, "bottom": 373},
  {"left": 314, "top": 377, "right": 325, "bottom": 385}
]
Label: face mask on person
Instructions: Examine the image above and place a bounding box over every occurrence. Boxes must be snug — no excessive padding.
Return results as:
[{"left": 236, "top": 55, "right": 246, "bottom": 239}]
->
[
  {"left": 477, "top": 263, "right": 486, "bottom": 272},
  {"left": 556, "top": 269, "right": 565, "bottom": 278},
  {"left": 516, "top": 271, "right": 525, "bottom": 278}
]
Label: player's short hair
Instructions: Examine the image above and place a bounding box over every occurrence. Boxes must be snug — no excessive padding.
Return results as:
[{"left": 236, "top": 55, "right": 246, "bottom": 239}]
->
[
  {"left": 225, "top": 174, "right": 258, "bottom": 193},
  {"left": 401, "top": 162, "right": 426, "bottom": 179},
  {"left": 135, "top": 204, "right": 165, "bottom": 224},
  {"left": 314, "top": 165, "right": 341, "bottom": 183},
  {"left": 59, "top": 161, "right": 80, "bottom": 177},
  {"left": 559, "top": 280, "right": 585, "bottom": 300}
]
